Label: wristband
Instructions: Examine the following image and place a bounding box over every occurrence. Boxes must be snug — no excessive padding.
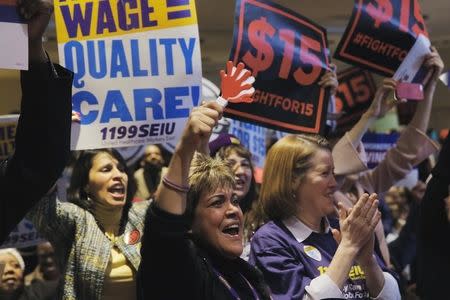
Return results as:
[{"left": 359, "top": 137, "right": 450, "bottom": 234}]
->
[{"left": 162, "top": 176, "right": 190, "bottom": 193}]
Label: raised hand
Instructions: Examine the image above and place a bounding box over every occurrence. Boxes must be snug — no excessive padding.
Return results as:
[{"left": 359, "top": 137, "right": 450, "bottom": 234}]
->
[
  {"left": 422, "top": 46, "right": 444, "bottom": 89},
  {"left": 365, "top": 78, "right": 398, "bottom": 119},
  {"left": 17, "top": 0, "right": 53, "bottom": 63},
  {"left": 318, "top": 63, "right": 338, "bottom": 96},
  {"left": 180, "top": 101, "right": 223, "bottom": 154},
  {"left": 218, "top": 61, "right": 255, "bottom": 107}
]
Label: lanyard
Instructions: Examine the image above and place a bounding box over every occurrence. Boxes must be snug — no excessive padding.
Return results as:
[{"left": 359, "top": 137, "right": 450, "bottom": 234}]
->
[{"left": 212, "top": 267, "right": 260, "bottom": 300}]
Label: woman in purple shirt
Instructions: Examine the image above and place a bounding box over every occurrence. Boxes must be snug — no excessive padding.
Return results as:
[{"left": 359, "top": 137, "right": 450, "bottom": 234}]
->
[{"left": 249, "top": 134, "right": 400, "bottom": 300}]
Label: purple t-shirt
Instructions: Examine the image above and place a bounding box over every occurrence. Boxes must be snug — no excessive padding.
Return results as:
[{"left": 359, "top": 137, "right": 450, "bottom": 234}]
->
[{"left": 249, "top": 217, "right": 388, "bottom": 300}]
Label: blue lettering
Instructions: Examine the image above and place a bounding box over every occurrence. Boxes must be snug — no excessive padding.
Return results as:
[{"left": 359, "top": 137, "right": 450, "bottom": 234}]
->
[
  {"left": 134, "top": 88, "right": 164, "bottom": 120},
  {"left": 60, "top": 3, "right": 93, "bottom": 38},
  {"left": 191, "top": 85, "right": 200, "bottom": 106},
  {"left": 64, "top": 41, "right": 85, "bottom": 88},
  {"left": 179, "top": 38, "right": 195, "bottom": 74},
  {"left": 165, "top": 87, "right": 190, "bottom": 118},
  {"left": 97, "top": 1, "right": 116, "bottom": 34},
  {"left": 131, "top": 39, "right": 148, "bottom": 76},
  {"left": 87, "top": 40, "right": 107, "bottom": 79},
  {"left": 100, "top": 90, "right": 133, "bottom": 123},
  {"left": 139, "top": 124, "right": 149, "bottom": 137},
  {"left": 141, "top": 0, "right": 157, "bottom": 27},
  {"left": 110, "top": 40, "right": 130, "bottom": 78},
  {"left": 149, "top": 39, "right": 159, "bottom": 76},
  {"left": 159, "top": 38, "right": 176, "bottom": 75},
  {"left": 72, "top": 91, "right": 98, "bottom": 125},
  {"left": 117, "top": 0, "right": 139, "bottom": 31}
]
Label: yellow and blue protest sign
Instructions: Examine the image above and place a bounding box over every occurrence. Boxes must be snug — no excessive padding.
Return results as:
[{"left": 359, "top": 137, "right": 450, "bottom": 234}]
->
[
  {"left": 0, "top": 115, "right": 18, "bottom": 160},
  {"left": 54, "top": 0, "right": 202, "bottom": 149}
]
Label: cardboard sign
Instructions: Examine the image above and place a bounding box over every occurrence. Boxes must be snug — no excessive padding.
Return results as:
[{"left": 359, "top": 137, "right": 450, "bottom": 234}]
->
[
  {"left": 334, "top": 67, "right": 376, "bottom": 135},
  {"left": 54, "top": 0, "right": 202, "bottom": 150},
  {"left": 0, "top": 0, "right": 28, "bottom": 70},
  {"left": 227, "top": 0, "right": 330, "bottom": 134},
  {"left": 335, "top": 0, "right": 428, "bottom": 77},
  {"left": 0, "top": 115, "right": 19, "bottom": 160}
]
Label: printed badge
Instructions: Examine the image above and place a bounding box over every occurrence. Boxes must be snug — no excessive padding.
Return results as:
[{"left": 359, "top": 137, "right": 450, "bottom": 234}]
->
[
  {"left": 303, "top": 245, "right": 322, "bottom": 261},
  {"left": 124, "top": 229, "right": 141, "bottom": 245}
]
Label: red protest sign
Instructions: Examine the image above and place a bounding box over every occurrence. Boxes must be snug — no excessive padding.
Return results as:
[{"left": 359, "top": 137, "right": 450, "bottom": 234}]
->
[
  {"left": 335, "top": 0, "right": 428, "bottom": 77},
  {"left": 227, "top": 0, "right": 330, "bottom": 134},
  {"left": 334, "top": 67, "right": 376, "bottom": 135}
]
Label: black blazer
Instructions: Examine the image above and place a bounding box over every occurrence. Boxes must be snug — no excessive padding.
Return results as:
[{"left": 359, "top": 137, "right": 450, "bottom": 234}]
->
[
  {"left": 417, "top": 133, "right": 450, "bottom": 299},
  {"left": 0, "top": 62, "right": 73, "bottom": 243}
]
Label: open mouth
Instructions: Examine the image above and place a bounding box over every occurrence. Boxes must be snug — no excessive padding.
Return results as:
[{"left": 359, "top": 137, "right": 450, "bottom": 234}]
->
[
  {"left": 108, "top": 184, "right": 126, "bottom": 200},
  {"left": 222, "top": 224, "right": 240, "bottom": 236},
  {"left": 235, "top": 177, "right": 246, "bottom": 189}
]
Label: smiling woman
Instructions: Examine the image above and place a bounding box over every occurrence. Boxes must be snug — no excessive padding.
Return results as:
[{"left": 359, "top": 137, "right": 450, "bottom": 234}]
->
[
  {"left": 26, "top": 148, "right": 150, "bottom": 300},
  {"left": 249, "top": 134, "right": 401, "bottom": 300},
  {"left": 137, "top": 101, "right": 271, "bottom": 300}
]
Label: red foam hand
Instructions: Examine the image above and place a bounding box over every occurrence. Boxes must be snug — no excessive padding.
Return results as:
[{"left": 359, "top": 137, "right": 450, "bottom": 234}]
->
[{"left": 220, "top": 61, "right": 255, "bottom": 104}]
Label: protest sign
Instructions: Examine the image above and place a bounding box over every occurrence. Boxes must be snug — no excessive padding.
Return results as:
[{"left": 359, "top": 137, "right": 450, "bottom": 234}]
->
[
  {"left": 210, "top": 117, "right": 266, "bottom": 169},
  {"left": 0, "top": 115, "right": 18, "bottom": 160},
  {"left": 362, "top": 131, "right": 399, "bottom": 169},
  {"left": 227, "top": 0, "right": 330, "bottom": 134},
  {"left": 334, "top": 67, "right": 376, "bottom": 135},
  {"left": 54, "top": 0, "right": 202, "bottom": 150},
  {"left": 0, "top": 0, "right": 28, "bottom": 70},
  {"left": 0, "top": 219, "right": 44, "bottom": 249},
  {"left": 393, "top": 34, "right": 430, "bottom": 84},
  {"left": 228, "top": 119, "right": 266, "bottom": 168},
  {"left": 335, "top": 0, "right": 428, "bottom": 77}
]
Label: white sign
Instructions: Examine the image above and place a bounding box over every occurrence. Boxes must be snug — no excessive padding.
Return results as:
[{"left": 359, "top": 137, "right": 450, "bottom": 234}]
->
[
  {"left": 54, "top": 0, "right": 202, "bottom": 150},
  {"left": 0, "top": 1, "right": 28, "bottom": 70},
  {"left": 394, "top": 34, "right": 431, "bottom": 84}
]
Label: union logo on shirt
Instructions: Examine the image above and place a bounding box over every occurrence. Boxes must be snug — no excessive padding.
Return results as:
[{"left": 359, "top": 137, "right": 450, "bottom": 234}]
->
[{"left": 303, "top": 245, "right": 322, "bottom": 261}]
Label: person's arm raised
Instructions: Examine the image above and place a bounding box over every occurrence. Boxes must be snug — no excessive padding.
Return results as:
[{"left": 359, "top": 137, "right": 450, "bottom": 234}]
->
[
  {"left": 154, "top": 101, "right": 223, "bottom": 215},
  {"left": 18, "top": 0, "right": 53, "bottom": 64},
  {"left": 409, "top": 46, "right": 444, "bottom": 132},
  {"left": 347, "top": 79, "right": 398, "bottom": 148}
]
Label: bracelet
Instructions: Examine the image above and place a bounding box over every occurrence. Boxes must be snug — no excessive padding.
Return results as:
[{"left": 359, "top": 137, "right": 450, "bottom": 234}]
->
[{"left": 162, "top": 176, "right": 190, "bottom": 193}]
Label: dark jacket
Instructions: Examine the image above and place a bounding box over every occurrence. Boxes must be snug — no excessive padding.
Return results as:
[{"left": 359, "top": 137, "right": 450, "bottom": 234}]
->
[
  {"left": 14, "top": 280, "right": 59, "bottom": 300},
  {"left": 417, "top": 133, "right": 450, "bottom": 299},
  {"left": 138, "top": 204, "right": 271, "bottom": 300},
  {"left": 0, "top": 61, "right": 73, "bottom": 243}
]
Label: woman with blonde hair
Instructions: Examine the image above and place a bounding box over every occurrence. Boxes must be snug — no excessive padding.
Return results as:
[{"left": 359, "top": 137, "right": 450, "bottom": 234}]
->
[{"left": 249, "top": 134, "right": 400, "bottom": 300}]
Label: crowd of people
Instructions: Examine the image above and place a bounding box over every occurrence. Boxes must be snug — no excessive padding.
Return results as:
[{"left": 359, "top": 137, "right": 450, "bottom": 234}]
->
[{"left": 1, "top": 0, "right": 449, "bottom": 300}]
